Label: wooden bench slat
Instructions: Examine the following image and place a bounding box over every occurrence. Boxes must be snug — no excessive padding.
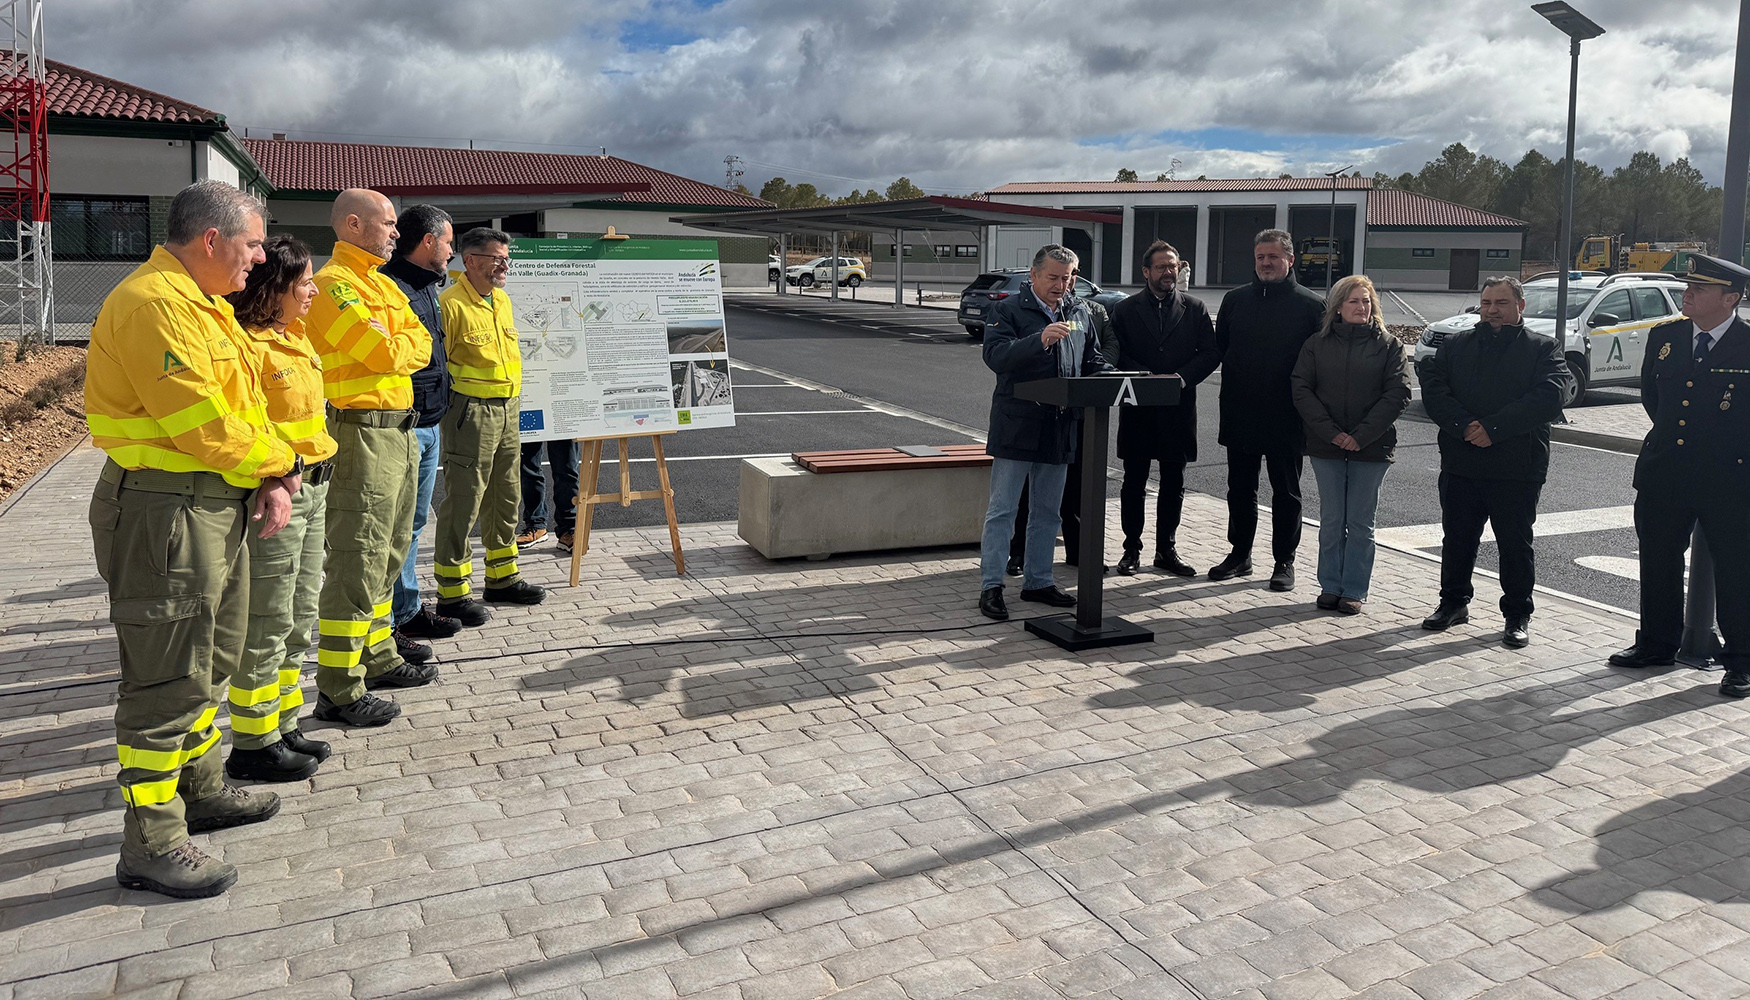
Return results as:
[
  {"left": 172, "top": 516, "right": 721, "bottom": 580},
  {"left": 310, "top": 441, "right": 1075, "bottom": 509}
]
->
[{"left": 792, "top": 444, "right": 992, "bottom": 474}]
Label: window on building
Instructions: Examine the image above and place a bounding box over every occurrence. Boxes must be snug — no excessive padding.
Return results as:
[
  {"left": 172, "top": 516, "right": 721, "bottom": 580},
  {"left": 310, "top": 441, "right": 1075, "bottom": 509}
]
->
[
  {"left": 955, "top": 245, "right": 979, "bottom": 258},
  {"left": 51, "top": 196, "right": 152, "bottom": 260},
  {"left": 934, "top": 245, "right": 952, "bottom": 258},
  {"left": 1486, "top": 249, "right": 1511, "bottom": 259},
  {"left": 1411, "top": 248, "right": 1435, "bottom": 258},
  {"left": 888, "top": 244, "right": 918, "bottom": 257}
]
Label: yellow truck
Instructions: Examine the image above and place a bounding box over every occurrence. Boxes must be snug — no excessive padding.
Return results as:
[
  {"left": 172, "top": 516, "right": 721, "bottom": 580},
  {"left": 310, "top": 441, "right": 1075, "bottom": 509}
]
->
[{"left": 1574, "top": 234, "right": 1706, "bottom": 275}]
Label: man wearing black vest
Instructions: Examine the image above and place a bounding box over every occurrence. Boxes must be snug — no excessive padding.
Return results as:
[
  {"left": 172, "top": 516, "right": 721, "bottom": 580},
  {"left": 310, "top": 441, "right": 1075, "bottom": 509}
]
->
[
  {"left": 1610, "top": 254, "right": 1750, "bottom": 697},
  {"left": 1111, "top": 240, "right": 1220, "bottom": 576},
  {"left": 1418, "top": 276, "right": 1570, "bottom": 648},
  {"left": 381, "top": 205, "right": 465, "bottom": 657},
  {"left": 1211, "top": 229, "right": 1324, "bottom": 591}
]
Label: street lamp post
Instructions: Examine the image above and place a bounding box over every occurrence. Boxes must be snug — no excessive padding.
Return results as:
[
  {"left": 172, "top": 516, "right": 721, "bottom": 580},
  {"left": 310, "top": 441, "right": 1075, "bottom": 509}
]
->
[
  {"left": 1533, "top": 3, "right": 1603, "bottom": 351},
  {"left": 1325, "top": 165, "right": 1353, "bottom": 292}
]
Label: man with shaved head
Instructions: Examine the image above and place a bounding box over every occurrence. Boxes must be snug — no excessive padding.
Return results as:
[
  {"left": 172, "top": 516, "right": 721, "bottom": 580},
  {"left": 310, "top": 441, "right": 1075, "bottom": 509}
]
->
[{"left": 304, "top": 188, "right": 434, "bottom": 727}]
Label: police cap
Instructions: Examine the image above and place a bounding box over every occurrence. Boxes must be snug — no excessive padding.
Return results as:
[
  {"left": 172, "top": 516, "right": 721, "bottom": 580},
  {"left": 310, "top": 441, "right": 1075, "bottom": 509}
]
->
[{"left": 1680, "top": 253, "right": 1750, "bottom": 293}]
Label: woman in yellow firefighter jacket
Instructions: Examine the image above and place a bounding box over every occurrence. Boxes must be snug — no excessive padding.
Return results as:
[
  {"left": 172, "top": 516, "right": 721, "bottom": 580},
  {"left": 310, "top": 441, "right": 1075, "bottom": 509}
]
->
[{"left": 222, "top": 235, "right": 339, "bottom": 781}]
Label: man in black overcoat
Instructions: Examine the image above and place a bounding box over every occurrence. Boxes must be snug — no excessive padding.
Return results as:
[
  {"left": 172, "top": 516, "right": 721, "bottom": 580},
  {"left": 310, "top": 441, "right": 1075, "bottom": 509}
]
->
[
  {"left": 1111, "top": 240, "right": 1220, "bottom": 576},
  {"left": 1211, "top": 229, "right": 1325, "bottom": 591},
  {"left": 1609, "top": 254, "right": 1750, "bottom": 697}
]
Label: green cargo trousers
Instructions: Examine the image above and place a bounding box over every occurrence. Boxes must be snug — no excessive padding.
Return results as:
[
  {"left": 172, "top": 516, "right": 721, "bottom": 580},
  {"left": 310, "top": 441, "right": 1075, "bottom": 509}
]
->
[
  {"left": 90, "top": 460, "right": 247, "bottom": 857},
  {"left": 317, "top": 410, "right": 417, "bottom": 705},
  {"left": 433, "top": 394, "right": 523, "bottom": 602},
  {"left": 230, "top": 477, "right": 328, "bottom": 749}
]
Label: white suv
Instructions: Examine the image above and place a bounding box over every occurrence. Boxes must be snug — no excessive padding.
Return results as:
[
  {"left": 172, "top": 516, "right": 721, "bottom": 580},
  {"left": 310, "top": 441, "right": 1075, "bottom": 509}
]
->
[
  {"left": 785, "top": 256, "right": 865, "bottom": 287},
  {"left": 1413, "top": 272, "right": 1685, "bottom": 406}
]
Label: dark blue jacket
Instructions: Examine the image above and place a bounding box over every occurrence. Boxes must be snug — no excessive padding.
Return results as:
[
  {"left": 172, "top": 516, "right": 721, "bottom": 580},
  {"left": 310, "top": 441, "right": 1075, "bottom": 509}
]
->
[
  {"left": 982, "top": 283, "right": 1112, "bottom": 464},
  {"left": 381, "top": 255, "right": 449, "bottom": 428}
]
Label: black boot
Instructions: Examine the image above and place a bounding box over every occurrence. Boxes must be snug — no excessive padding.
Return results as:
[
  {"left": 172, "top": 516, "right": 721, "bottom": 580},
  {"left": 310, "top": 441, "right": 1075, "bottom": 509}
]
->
[
  {"left": 313, "top": 692, "right": 401, "bottom": 727},
  {"left": 485, "top": 580, "right": 547, "bottom": 605},
  {"left": 280, "top": 729, "right": 332, "bottom": 763},
  {"left": 1208, "top": 551, "right": 1253, "bottom": 581},
  {"left": 225, "top": 741, "right": 319, "bottom": 783},
  {"left": 1421, "top": 601, "right": 1471, "bottom": 631},
  {"left": 979, "top": 587, "right": 1009, "bottom": 621},
  {"left": 1503, "top": 616, "right": 1531, "bottom": 648}
]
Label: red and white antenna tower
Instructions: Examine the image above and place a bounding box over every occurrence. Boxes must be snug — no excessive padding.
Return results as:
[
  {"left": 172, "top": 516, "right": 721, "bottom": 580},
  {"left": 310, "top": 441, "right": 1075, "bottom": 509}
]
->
[{"left": 0, "top": 0, "right": 50, "bottom": 350}]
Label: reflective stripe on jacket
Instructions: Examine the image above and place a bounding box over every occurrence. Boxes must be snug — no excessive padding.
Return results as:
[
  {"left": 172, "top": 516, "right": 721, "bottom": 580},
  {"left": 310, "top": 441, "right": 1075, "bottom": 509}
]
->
[
  {"left": 306, "top": 241, "right": 431, "bottom": 409},
  {"left": 84, "top": 247, "right": 297, "bottom": 487},
  {"left": 439, "top": 279, "right": 522, "bottom": 399},
  {"left": 238, "top": 317, "right": 340, "bottom": 463}
]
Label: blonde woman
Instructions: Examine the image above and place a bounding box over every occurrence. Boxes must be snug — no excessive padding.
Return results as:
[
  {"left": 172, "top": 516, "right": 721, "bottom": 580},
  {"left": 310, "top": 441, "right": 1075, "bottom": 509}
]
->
[
  {"left": 222, "top": 234, "right": 336, "bottom": 779},
  {"left": 1289, "top": 275, "right": 1410, "bottom": 614}
]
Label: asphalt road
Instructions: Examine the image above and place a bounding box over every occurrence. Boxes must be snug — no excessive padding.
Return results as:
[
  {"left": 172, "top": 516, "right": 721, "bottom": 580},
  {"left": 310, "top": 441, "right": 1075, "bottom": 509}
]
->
[{"left": 544, "top": 294, "right": 1646, "bottom": 619}]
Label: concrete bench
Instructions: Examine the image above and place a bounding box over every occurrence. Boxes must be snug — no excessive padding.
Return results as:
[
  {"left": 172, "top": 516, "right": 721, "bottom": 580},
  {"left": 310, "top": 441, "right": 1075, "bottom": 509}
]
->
[{"left": 738, "top": 446, "right": 992, "bottom": 560}]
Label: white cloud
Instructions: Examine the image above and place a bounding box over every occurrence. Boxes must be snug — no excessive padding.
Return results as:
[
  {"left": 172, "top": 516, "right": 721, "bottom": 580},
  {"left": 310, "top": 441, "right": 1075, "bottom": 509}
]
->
[{"left": 47, "top": 0, "right": 1749, "bottom": 194}]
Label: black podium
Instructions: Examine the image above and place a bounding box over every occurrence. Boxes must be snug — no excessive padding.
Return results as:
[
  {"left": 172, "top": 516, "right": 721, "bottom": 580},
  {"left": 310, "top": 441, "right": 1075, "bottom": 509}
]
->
[{"left": 1013, "top": 374, "right": 1182, "bottom": 651}]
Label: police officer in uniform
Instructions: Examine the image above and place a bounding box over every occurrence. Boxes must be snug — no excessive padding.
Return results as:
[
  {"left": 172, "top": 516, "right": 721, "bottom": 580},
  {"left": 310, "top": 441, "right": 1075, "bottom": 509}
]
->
[
  {"left": 1609, "top": 254, "right": 1750, "bottom": 698},
  {"left": 86, "top": 180, "right": 300, "bottom": 897}
]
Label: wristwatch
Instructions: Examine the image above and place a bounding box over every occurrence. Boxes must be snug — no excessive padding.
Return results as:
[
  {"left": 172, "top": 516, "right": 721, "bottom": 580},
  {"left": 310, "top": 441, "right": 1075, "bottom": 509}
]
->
[{"left": 289, "top": 455, "right": 305, "bottom": 479}]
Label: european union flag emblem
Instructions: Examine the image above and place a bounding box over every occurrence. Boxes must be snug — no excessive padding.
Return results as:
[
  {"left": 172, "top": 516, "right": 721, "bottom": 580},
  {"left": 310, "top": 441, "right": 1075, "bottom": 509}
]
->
[{"left": 519, "top": 410, "right": 545, "bottom": 432}]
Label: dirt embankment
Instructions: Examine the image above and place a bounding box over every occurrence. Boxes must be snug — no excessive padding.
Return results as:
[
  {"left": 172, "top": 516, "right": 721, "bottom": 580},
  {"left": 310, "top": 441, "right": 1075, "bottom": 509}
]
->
[{"left": 0, "top": 346, "right": 88, "bottom": 505}]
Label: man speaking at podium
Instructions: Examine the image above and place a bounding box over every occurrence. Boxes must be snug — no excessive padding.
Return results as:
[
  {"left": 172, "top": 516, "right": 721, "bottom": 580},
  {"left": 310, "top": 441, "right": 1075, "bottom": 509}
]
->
[{"left": 977, "top": 244, "right": 1114, "bottom": 621}]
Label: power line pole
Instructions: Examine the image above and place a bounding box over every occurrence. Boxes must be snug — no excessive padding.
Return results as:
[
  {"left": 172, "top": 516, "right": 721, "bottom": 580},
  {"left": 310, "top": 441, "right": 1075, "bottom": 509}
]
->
[{"left": 723, "top": 155, "right": 745, "bottom": 191}]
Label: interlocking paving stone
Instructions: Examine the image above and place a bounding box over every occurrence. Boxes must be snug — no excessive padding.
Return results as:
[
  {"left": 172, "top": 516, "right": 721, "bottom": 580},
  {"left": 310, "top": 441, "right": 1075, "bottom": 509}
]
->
[{"left": 3, "top": 441, "right": 1750, "bottom": 999}]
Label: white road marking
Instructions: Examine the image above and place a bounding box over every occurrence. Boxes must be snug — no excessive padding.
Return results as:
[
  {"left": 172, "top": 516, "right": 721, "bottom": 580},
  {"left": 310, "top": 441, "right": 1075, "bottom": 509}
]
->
[
  {"left": 736, "top": 410, "right": 875, "bottom": 416},
  {"left": 1375, "top": 504, "right": 1636, "bottom": 550},
  {"left": 1576, "top": 549, "right": 1689, "bottom": 582},
  {"left": 729, "top": 359, "right": 987, "bottom": 442}
]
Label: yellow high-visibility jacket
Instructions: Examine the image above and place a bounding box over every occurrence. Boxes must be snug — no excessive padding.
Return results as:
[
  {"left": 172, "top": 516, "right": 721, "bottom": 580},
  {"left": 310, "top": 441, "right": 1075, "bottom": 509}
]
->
[
  {"left": 238, "top": 318, "right": 339, "bottom": 464},
  {"left": 306, "top": 241, "right": 431, "bottom": 410},
  {"left": 439, "top": 280, "right": 522, "bottom": 399},
  {"left": 85, "top": 247, "right": 297, "bottom": 488}
]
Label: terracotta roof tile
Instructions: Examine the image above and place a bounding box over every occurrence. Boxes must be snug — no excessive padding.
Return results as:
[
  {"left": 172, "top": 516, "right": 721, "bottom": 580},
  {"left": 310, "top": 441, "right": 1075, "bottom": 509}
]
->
[
  {"left": 1366, "top": 188, "right": 1524, "bottom": 228},
  {"left": 242, "top": 138, "right": 769, "bottom": 208},
  {"left": 25, "top": 58, "right": 225, "bottom": 125}
]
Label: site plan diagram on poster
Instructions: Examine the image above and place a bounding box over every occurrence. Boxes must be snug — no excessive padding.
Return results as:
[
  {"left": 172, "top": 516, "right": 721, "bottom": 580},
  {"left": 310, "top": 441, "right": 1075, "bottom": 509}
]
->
[{"left": 504, "top": 238, "right": 736, "bottom": 443}]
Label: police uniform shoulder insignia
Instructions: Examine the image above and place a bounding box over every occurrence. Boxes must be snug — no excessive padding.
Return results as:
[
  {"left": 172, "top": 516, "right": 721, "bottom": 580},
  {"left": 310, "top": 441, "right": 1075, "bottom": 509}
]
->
[{"left": 1658, "top": 342, "right": 1672, "bottom": 361}]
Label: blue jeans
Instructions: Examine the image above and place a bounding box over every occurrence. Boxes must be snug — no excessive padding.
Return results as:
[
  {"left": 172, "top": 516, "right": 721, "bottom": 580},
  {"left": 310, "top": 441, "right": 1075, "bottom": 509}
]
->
[
  {"left": 520, "top": 439, "right": 580, "bottom": 534},
  {"left": 392, "top": 424, "right": 442, "bottom": 625},
  {"left": 1310, "top": 457, "right": 1390, "bottom": 601},
  {"left": 981, "top": 458, "right": 1068, "bottom": 591}
]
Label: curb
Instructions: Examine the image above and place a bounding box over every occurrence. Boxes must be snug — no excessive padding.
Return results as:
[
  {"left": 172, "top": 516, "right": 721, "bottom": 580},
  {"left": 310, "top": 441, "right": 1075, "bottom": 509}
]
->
[
  {"left": 1550, "top": 424, "right": 1642, "bottom": 455},
  {"left": 0, "top": 433, "right": 91, "bottom": 520}
]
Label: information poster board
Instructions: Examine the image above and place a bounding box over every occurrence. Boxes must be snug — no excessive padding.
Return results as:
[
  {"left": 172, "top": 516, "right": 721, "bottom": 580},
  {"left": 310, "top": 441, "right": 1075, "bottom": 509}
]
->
[{"left": 504, "top": 238, "right": 736, "bottom": 442}]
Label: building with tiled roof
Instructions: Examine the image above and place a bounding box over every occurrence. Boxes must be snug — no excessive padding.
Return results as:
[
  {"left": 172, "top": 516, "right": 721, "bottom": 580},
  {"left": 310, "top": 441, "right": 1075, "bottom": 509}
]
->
[{"left": 981, "top": 176, "right": 1525, "bottom": 291}]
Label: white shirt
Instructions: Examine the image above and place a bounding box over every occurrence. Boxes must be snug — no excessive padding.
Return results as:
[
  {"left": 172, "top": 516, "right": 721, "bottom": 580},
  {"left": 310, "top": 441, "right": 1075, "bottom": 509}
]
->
[{"left": 1694, "top": 315, "right": 1733, "bottom": 357}]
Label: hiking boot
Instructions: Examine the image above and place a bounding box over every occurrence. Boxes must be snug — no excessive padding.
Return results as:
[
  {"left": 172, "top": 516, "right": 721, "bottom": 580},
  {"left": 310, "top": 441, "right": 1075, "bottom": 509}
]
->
[
  {"left": 1208, "top": 552, "right": 1253, "bottom": 581},
  {"left": 184, "top": 785, "right": 280, "bottom": 833},
  {"left": 516, "top": 527, "right": 547, "bottom": 546},
  {"left": 281, "top": 729, "right": 332, "bottom": 763},
  {"left": 116, "top": 841, "right": 236, "bottom": 899},
  {"left": 393, "top": 630, "right": 433, "bottom": 665},
  {"left": 484, "top": 580, "right": 547, "bottom": 605},
  {"left": 555, "top": 531, "right": 576, "bottom": 554},
  {"left": 313, "top": 692, "right": 401, "bottom": 727},
  {"left": 398, "top": 604, "right": 461, "bottom": 640},
  {"left": 437, "top": 598, "right": 492, "bottom": 627},
  {"left": 366, "top": 660, "right": 438, "bottom": 690},
  {"left": 224, "top": 742, "right": 318, "bottom": 783}
]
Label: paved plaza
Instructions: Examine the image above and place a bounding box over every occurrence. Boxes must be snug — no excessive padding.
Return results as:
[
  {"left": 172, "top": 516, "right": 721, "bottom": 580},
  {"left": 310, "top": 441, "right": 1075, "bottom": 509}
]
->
[{"left": 4, "top": 439, "right": 1749, "bottom": 1000}]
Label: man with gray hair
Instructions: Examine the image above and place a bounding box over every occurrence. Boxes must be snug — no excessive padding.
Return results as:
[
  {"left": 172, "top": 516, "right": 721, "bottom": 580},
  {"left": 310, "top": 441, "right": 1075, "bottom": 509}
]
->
[
  {"left": 432, "top": 227, "right": 547, "bottom": 616},
  {"left": 1211, "top": 228, "right": 1325, "bottom": 591},
  {"left": 86, "top": 179, "right": 300, "bottom": 896},
  {"left": 977, "top": 244, "right": 1114, "bottom": 621}
]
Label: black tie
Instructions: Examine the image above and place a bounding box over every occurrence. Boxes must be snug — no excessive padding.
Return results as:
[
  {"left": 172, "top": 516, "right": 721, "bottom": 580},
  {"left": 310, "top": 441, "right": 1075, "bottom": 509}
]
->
[{"left": 1696, "top": 331, "right": 1715, "bottom": 363}]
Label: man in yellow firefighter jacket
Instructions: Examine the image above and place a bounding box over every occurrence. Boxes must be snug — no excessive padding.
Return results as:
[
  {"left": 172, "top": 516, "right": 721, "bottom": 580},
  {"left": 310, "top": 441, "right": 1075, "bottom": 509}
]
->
[
  {"left": 304, "top": 189, "right": 433, "bottom": 726},
  {"left": 432, "top": 227, "right": 547, "bottom": 616},
  {"left": 86, "top": 180, "right": 301, "bottom": 898}
]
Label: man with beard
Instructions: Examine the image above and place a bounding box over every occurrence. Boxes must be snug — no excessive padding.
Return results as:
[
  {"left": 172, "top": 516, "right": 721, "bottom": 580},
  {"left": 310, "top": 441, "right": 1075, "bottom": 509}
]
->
[
  {"left": 1211, "top": 229, "right": 1324, "bottom": 591},
  {"left": 305, "top": 189, "right": 433, "bottom": 726},
  {"left": 1110, "top": 241, "right": 1220, "bottom": 577},
  {"left": 1418, "top": 276, "right": 1570, "bottom": 647}
]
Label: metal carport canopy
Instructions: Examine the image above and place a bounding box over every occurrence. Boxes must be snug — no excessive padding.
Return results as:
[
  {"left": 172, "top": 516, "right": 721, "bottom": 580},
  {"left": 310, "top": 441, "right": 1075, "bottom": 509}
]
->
[
  {"left": 671, "top": 196, "right": 1121, "bottom": 307},
  {"left": 669, "top": 195, "right": 1120, "bottom": 237}
]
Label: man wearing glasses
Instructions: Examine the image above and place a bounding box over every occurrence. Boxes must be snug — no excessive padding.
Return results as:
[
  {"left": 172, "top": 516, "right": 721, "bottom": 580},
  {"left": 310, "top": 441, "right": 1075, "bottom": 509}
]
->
[{"left": 432, "top": 228, "right": 547, "bottom": 621}]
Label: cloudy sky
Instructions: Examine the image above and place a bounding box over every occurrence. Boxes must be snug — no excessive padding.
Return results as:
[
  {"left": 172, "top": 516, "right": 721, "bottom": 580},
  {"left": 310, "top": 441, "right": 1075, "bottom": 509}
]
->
[{"left": 51, "top": 0, "right": 1749, "bottom": 196}]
